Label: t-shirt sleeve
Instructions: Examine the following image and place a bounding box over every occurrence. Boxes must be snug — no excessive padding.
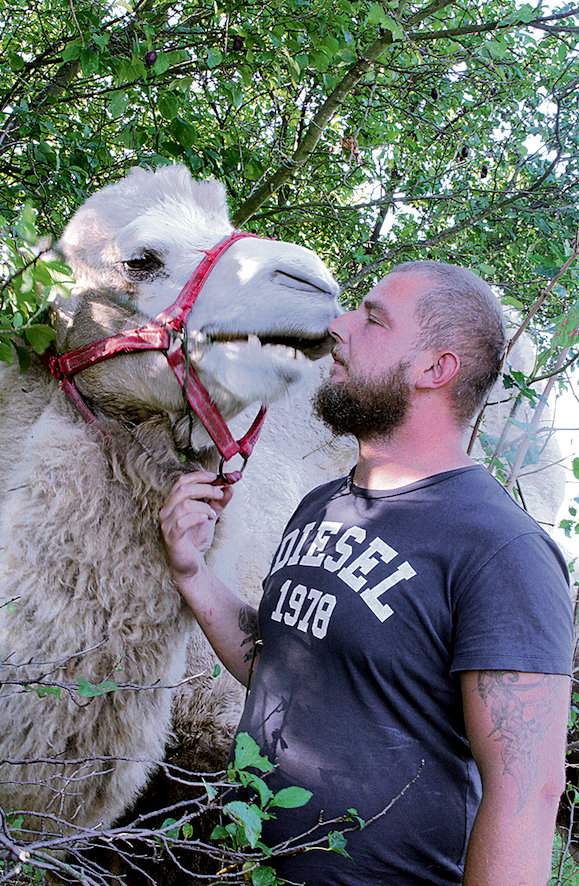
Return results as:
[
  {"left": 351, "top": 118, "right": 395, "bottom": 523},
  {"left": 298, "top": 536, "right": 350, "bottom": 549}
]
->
[{"left": 450, "top": 531, "right": 573, "bottom": 676}]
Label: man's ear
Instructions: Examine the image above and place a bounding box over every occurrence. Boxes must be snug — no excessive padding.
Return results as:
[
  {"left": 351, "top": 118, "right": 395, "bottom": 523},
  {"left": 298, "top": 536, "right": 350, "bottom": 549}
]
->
[{"left": 415, "top": 351, "right": 461, "bottom": 390}]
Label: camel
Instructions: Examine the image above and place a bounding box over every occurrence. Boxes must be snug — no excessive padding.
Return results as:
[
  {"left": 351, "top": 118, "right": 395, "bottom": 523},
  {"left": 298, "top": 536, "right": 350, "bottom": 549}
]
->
[
  {"left": 0, "top": 164, "right": 566, "bottom": 848},
  {"left": 0, "top": 164, "right": 345, "bottom": 835}
]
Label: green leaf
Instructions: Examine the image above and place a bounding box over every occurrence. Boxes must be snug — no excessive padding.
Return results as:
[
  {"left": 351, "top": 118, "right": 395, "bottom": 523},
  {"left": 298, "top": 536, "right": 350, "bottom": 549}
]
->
[
  {"left": 14, "top": 343, "right": 31, "bottom": 372},
  {"left": 108, "top": 92, "right": 129, "bottom": 119},
  {"left": 234, "top": 733, "right": 274, "bottom": 774},
  {"left": 269, "top": 786, "right": 312, "bottom": 809},
  {"left": 80, "top": 47, "right": 100, "bottom": 75},
  {"left": 62, "top": 40, "right": 83, "bottom": 62},
  {"left": 502, "top": 296, "right": 523, "bottom": 310},
  {"left": 43, "top": 258, "right": 72, "bottom": 276},
  {"left": 380, "top": 15, "right": 403, "bottom": 39},
  {"left": 328, "top": 830, "right": 351, "bottom": 857},
  {"left": 34, "top": 684, "right": 62, "bottom": 699},
  {"left": 15, "top": 204, "right": 38, "bottom": 243},
  {"left": 33, "top": 262, "right": 53, "bottom": 286},
  {"left": 158, "top": 93, "right": 180, "bottom": 120},
  {"left": 323, "top": 35, "right": 340, "bottom": 55},
  {"left": 19, "top": 267, "right": 34, "bottom": 295},
  {"left": 311, "top": 50, "right": 330, "bottom": 72},
  {"left": 251, "top": 866, "right": 277, "bottom": 886},
  {"left": 182, "top": 821, "right": 193, "bottom": 839},
  {"left": 0, "top": 342, "right": 14, "bottom": 365},
  {"left": 152, "top": 52, "right": 172, "bottom": 75},
  {"left": 170, "top": 118, "right": 196, "bottom": 149},
  {"left": 76, "top": 676, "right": 118, "bottom": 697},
  {"left": 8, "top": 51, "right": 25, "bottom": 71},
  {"left": 24, "top": 324, "right": 56, "bottom": 354},
  {"left": 230, "top": 85, "right": 243, "bottom": 110},
  {"left": 347, "top": 806, "right": 366, "bottom": 828},
  {"left": 368, "top": 3, "right": 387, "bottom": 25},
  {"left": 212, "top": 662, "right": 221, "bottom": 678},
  {"left": 210, "top": 824, "right": 229, "bottom": 841},
  {"left": 207, "top": 48, "right": 223, "bottom": 68},
  {"left": 368, "top": 4, "right": 402, "bottom": 37},
  {"left": 573, "top": 457, "right": 579, "bottom": 481},
  {"left": 238, "top": 770, "right": 273, "bottom": 807},
  {"left": 160, "top": 817, "right": 180, "bottom": 840},
  {"left": 486, "top": 40, "right": 508, "bottom": 60},
  {"left": 505, "top": 3, "right": 535, "bottom": 24},
  {"left": 223, "top": 801, "right": 263, "bottom": 847},
  {"left": 203, "top": 778, "right": 217, "bottom": 800}
]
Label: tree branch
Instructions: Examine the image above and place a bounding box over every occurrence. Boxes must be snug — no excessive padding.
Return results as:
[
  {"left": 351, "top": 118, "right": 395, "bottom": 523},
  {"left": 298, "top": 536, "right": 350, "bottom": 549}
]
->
[{"left": 233, "top": 0, "right": 457, "bottom": 224}]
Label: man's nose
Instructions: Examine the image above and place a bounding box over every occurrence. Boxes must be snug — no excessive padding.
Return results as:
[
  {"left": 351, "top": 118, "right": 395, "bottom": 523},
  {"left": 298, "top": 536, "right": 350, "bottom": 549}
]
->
[{"left": 328, "top": 310, "right": 351, "bottom": 342}]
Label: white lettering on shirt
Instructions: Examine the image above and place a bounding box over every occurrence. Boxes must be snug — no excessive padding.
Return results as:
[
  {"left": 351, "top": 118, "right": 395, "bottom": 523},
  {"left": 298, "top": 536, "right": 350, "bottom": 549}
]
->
[
  {"left": 270, "top": 579, "right": 336, "bottom": 639},
  {"left": 323, "top": 526, "right": 366, "bottom": 572},
  {"left": 300, "top": 521, "right": 342, "bottom": 567},
  {"left": 287, "top": 522, "right": 317, "bottom": 566},
  {"left": 338, "top": 536, "right": 397, "bottom": 592},
  {"left": 269, "top": 520, "right": 417, "bottom": 625},
  {"left": 270, "top": 528, "right": 301, "bottom": 574},
  {"left": 360, "top": 561, "right": 417, "bottom": 622}
]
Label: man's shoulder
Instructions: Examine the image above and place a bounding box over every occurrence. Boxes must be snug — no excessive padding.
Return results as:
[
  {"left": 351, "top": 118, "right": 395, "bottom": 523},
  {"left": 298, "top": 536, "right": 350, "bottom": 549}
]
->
[
  {"left": 446, "top": 465, "right": 550, "bottom": 542},
  {"left": 446, "top": 467, "right": 569, "bottom": 595}
]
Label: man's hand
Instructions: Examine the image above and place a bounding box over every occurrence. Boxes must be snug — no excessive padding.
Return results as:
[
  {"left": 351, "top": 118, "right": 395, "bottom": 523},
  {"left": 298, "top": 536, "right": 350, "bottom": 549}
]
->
[
  {"left": 159, "top": 470, "right": 256, "bottom": 686},
  {"left": 160, "top": 471, "right": 233, "bottom": 577}
]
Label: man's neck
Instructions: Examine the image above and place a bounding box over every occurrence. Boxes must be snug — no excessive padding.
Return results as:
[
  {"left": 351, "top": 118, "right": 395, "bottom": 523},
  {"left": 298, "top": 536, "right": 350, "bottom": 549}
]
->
[{"left": 353, "top": 422, "right": 474, "bottom": 491}]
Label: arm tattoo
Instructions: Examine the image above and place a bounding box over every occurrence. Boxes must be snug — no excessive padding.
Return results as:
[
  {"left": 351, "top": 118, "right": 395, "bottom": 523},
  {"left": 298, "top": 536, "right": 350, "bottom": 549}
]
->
[
  {"left": 476, "top": 671, "right": 553, "bottom": 811},
  {"left": 238, "top": 606, "right": 260, "bottom": 663}
]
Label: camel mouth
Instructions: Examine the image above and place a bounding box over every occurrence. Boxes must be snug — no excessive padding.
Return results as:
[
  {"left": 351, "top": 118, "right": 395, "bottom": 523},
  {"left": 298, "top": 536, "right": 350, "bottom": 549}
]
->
[{"left": 204, "top": 331, "right": 333, "bottom": 360}]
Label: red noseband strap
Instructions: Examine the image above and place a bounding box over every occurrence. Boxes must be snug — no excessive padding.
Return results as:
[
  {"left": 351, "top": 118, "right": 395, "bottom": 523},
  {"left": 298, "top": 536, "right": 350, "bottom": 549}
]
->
[{"left": 49, "top": 231, "right": 267, "bottom": 484}]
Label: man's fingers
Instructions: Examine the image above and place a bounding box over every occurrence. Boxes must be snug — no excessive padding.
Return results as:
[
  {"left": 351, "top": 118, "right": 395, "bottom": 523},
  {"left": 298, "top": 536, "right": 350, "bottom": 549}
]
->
[
  {"left": 161, "top": 480, "right": 224, "bottom": 519},
  {"left": 174, "top": 470, "right": 217, "bottom": 486},
  {"left": 162, "top": 504, "right": 217, "bottom": 538}
]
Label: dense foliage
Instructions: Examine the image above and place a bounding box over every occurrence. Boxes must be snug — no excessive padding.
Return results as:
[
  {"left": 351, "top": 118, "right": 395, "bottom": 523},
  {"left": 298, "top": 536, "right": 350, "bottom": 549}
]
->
[{"left": 0, "top": 0, "right": 577, "bottom": 304}]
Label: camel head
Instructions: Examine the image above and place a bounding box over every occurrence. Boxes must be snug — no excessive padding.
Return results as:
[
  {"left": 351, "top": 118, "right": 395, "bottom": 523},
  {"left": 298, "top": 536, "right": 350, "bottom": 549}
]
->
[{"left": 56, "top": 165, "right": 340, "bottom": 450}]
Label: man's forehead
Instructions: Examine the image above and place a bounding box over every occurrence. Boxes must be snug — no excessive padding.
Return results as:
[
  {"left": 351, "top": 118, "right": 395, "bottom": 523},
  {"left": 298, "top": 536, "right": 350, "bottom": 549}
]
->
[{"left": 367, "top": 271, "right": 433, "bottom": 307}]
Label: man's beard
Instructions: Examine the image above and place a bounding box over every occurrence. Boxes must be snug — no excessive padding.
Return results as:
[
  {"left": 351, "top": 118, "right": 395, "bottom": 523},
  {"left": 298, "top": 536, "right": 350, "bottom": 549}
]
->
[{"left": 313, "top": 358, "right": 412, "bottom": 440}]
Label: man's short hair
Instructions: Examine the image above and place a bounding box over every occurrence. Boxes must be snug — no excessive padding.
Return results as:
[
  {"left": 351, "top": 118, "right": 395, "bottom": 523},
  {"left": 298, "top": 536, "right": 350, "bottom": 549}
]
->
[{"left": 390, "top": 260, "right": 506, "bottom": 424}]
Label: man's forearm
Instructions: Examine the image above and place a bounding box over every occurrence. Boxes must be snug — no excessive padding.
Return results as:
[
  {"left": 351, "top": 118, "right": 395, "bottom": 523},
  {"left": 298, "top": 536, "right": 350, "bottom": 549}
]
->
[
  {"left": 175, "top": 567, "right": 259, "bottom": 686},
  {"left": 463, "top": 790, "right": 559, "bottom": 885}
]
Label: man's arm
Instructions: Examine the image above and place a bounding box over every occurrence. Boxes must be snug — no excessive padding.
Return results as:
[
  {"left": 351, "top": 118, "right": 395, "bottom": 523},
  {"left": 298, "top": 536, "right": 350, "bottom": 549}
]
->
[
  {"left": 160, "top": 471, "right": 260, "bottom": 686},
  {"left": 175, "top": 570, "right": 260, "bottom": 686},
  {"left": 461, "top": 669, "right": 570, "bottom": 886}
]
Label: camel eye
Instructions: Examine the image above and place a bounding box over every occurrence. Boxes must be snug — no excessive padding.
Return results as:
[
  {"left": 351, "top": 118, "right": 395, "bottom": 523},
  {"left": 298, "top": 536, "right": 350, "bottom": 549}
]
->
[{"left": 122, "top": 251, "right": 164, "bottom": 278}]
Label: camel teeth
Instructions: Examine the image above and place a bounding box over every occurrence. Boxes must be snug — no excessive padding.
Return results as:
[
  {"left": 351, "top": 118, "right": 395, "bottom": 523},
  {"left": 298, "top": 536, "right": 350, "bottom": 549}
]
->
[{"left": 247, "top": 334, "right": 261, "bottom": 347}]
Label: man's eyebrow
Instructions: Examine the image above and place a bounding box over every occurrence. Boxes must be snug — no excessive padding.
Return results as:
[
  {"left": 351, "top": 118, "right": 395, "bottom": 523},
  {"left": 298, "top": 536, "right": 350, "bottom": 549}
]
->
[{"left": 363, "top": 299, "right": 391, "bottom": 321}]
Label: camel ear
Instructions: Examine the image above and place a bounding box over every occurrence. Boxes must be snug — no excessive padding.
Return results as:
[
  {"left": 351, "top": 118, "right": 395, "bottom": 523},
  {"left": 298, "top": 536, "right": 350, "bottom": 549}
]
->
[
  {"left": 193, "top": 179, "right": 228, "bottom": 216},
  {"left": 124, "top": 166, "right": 153, "bottom": 184}
]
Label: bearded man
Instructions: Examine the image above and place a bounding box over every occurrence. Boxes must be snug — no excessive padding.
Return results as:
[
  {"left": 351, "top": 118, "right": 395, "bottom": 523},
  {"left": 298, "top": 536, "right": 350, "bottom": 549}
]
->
[{"left": 160, "top": 261, "right": 572, "bottom": 885}]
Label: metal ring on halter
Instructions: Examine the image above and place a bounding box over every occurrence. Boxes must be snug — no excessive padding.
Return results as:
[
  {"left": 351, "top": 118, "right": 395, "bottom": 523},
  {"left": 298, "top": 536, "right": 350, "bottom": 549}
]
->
[{"left": 217, "top": 452, "right": 249, "bottom": 482}]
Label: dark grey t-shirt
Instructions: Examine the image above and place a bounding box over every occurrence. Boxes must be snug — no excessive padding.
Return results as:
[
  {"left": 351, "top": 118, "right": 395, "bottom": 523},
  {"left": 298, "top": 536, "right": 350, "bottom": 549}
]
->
[{"left": 236, "top": 466, "right": 572, "bottom": 885}]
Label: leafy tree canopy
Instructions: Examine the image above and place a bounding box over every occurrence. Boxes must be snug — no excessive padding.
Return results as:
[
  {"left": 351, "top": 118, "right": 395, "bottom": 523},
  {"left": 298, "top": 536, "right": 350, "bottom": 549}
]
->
[{"left": 0, "top": 0, "right": 576, "bottom": 306}]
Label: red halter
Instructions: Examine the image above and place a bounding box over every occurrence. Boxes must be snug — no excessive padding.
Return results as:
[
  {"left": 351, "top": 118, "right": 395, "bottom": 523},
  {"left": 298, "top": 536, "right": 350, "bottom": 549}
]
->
[{"left": 49, "top": 231, "right": 267, "bottom": 484}]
